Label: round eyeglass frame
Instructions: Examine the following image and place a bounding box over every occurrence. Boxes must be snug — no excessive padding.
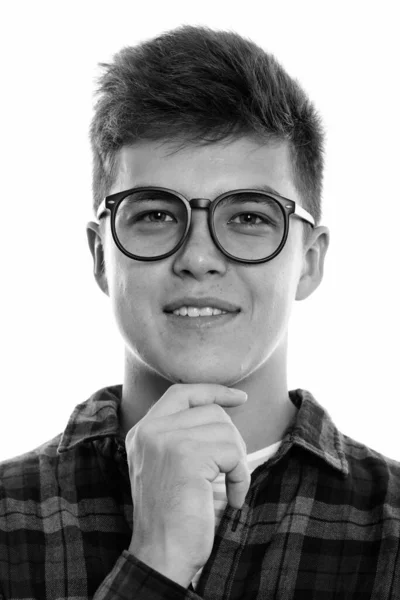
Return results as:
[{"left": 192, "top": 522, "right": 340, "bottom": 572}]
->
[{"left": 96, "top": 186, "right": 315, "bottom": 264}]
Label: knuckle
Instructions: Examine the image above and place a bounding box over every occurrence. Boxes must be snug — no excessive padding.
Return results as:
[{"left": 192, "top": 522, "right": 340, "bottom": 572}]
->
[
  {"left": 164, "top": 383, "right": 182, "bottom": 400},
  {"left": 237, "top": 431, "right": 247, "bottom": 454},
  {"left": 224, "top": 420, "right": 239, "bottom": 438},
  {"left": 208, "top": 403, "right": 228, "bottom": 421},
  {"left": 134, "top": 420, "right": 157, "bottom": 448},
  {"left": 132, "top": 423, "right": 147, "bottom": 448},
  {"left": 232, "top": 440, "right": 244, "bottom": 461},
  {"left": 170, "top": 383, "right": 182, "bottom": 393},
  {"left": 239, "top": 437, "right": 247, "bottom": 456},
  {"left": 231, "top": 426, "right": 247, "bottom": 455}
]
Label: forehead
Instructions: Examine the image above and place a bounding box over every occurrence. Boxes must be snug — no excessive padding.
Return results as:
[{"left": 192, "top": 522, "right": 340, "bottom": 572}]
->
[{"left": 113, "top": 137, "right": 300, "bottom": 202}]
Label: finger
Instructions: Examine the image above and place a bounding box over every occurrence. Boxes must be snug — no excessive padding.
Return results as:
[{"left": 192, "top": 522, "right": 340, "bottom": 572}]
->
[
  {"left": 166, "top": 425, "right": 248, "bottom": 486},
  {"left": 151, "top": 403, "right": 233, "bottom": 432},
  {"left": 224, "top": 458, "right": 251, "bottom": 509},
  {"left": 161, "top": 418, "right": 248, "bottom": 458},
  {"left": 193, "top": 438, "right": 250, "bottom": 509},
  {"left": 146, "top": 383, "right": 247, "bottom": 419}
]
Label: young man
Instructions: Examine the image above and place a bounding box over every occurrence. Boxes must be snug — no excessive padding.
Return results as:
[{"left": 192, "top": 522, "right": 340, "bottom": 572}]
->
[{"left": 1, "top": 25, "right": 399, "bottom": 599}]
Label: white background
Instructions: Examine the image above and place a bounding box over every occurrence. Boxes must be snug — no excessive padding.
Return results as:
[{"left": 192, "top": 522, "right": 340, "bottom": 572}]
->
[{"left": 0, "top": 0, "right": 399, "bottom": 462}]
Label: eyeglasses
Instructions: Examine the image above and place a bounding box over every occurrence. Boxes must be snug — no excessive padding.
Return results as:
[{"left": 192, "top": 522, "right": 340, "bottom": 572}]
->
[{"left": 96, "top": 186, "right": 315, "bottom": 264}]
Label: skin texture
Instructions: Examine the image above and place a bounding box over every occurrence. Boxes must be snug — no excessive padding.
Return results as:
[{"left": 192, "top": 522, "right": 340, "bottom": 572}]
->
[{"left": 87, "top": 136, "right": 330, "bottom": 454}]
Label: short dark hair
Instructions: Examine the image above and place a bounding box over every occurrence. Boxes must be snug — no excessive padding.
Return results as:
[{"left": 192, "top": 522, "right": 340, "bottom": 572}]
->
[{"left": 90, "top": 25, "right": 325, "bottom": 244}]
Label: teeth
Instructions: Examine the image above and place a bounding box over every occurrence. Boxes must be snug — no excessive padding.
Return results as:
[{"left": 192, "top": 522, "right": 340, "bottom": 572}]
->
[{"left": 172, "top": 306, "right": 228, "bottom": 317}]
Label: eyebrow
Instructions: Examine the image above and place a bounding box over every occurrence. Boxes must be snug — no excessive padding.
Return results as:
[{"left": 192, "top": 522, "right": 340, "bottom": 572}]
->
[
  {"left": 129, "top": 183, "right": 284, "bottom": 199},
  {"left": 247, "top": 184, "right": 283, "bottom": 197}
]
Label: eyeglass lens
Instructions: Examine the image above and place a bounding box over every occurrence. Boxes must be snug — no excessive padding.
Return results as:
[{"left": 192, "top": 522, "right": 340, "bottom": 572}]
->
[{"left": 114, "top": 190, "right": 285, "bottom": 260}]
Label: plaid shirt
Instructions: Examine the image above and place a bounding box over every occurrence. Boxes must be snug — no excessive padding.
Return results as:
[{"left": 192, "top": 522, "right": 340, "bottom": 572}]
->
[{"left": 1, "top": 385, "right": 400, "bottom": 599}]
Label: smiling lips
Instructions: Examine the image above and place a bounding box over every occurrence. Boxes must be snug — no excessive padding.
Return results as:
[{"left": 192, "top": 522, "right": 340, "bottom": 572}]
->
[
  {"left": 164, "top": 296, "right": 241, "bottom": 317},
  {"left": 173, "top": 306, "right": 228, "bottom": 317}
]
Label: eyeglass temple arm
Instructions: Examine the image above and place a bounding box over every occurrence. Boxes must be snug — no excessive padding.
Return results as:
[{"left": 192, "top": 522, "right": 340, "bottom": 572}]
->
[
  {"left": 96, "top": 199, "right": 108, "bottom": 221},
  {"left": 293, "top": 203, "right": 315, "bottom": 227}
]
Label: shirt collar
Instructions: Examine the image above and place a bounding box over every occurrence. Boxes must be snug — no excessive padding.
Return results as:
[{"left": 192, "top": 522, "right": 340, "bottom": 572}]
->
[
  {"left": 57, "top": 385, "right": 349, "bottom": 477},
  {"left": 288, "top": 389, "right": 349, "bottom": 477},
  {"left": 57, "top": 385, "right": 124, "bottom": 454}
]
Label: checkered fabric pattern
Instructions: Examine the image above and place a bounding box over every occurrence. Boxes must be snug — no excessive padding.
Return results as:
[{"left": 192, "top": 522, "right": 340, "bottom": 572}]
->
[{"left": 1, "top": 385, "right": 399, "bottom": 599}]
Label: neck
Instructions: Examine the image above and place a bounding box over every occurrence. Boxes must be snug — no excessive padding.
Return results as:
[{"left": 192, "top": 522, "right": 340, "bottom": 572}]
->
[{"left": 119, "top": 337, "right": 298, "bottom": 455}]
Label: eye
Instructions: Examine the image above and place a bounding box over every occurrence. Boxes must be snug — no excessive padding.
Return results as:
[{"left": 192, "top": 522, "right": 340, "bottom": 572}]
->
[
  {"left": 136, "top": 211, "right": 175, "bottom": 223},
  {"left": 229, "top": 213, "right": 271, "bottom": 226}
]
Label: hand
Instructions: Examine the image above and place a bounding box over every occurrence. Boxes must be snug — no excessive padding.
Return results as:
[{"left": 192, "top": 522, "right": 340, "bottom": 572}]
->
[{"left": 126, "top": 383, "right": 250, "bottom": 588}]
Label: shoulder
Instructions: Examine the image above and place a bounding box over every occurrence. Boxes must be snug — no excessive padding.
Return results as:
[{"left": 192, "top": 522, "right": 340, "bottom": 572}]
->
[
  {"left": 342, "top": 432, "right": 400, "bottom": 475},
  {"left": 340, "top": 432, "right": 400, "bottom": 502},
  {"left": 292, "top": 389, "right": 400, "bottom": 494},
  {"left": 0, "top": 433, "right": 63, "bottom": 503}
]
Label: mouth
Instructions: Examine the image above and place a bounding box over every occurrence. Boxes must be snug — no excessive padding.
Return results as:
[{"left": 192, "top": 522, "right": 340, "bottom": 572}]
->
[
  {"left": 163, "top": 297, "right": 241, "bottom": 330},
  {"left": 169, "top": 306, "right": 235, "bottom": 318},
  {"left": 163, "top": 296, "right": 241, "bottom": 316},
  {"left": 164, "top": 309, "right": 239, "bottom": 329}
]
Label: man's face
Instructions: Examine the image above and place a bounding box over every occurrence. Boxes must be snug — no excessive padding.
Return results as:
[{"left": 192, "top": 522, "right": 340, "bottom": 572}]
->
[{"left": 96, "top": 137, "right": 308, "bottom": 385}]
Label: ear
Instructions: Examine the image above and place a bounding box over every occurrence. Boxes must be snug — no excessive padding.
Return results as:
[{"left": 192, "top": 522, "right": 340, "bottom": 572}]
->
[
  {"left": 295, "top": 225, "right": 330, "bottom": 301},
  {"left": 86, "top": 221, "right": 109, "bottom": 296}
]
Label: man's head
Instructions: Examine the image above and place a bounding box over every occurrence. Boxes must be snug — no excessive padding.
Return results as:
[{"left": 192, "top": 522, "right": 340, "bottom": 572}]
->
[
  {"left": 87, "top": 25, "right": 329, "bottom": 386},
  {"left": 89, "top": 26, "right": 324, "bottom": 236}
]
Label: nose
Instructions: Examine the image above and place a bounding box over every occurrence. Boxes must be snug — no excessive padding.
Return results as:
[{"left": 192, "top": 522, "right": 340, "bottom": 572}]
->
[{"left": 171, "top": 208, "right": 228, "bottom": 279}]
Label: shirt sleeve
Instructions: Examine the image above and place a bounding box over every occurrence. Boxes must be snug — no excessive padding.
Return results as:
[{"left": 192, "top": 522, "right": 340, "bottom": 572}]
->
[{"left": 93, "top": 550, "right": 203, "bottom": 600}]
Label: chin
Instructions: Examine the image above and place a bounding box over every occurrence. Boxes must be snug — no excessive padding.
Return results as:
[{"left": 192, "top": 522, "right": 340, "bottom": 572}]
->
[{"left": 160, "top": 359, "right": 248, "bottom": 386}]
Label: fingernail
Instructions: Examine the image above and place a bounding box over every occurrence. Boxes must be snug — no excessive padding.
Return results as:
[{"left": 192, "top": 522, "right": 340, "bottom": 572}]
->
[{"left": 230, "top": 389, "right": 248, "bottom": 400}]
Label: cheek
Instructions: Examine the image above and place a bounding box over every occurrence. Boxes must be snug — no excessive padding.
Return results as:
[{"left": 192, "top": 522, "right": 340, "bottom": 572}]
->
[
  {"left": 108, "top": 270, "right": 157, "bottom": 360},
  {"left": 252, "top": 261, "right": 299, "bottom": 331},
  {"left": 106, "top": 258, "right": 145, "bottom": 328},
  {"left": 106, "top": 254, "right": 164, "bottom": 333},
  {"left": 108, "top": 259, "right": 129, "bottom": 311}
]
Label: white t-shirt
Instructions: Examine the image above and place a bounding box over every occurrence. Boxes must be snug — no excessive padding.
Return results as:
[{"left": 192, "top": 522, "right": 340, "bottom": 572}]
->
[{"left": 191, "top": 440, "right": 282, "bottom": 590}]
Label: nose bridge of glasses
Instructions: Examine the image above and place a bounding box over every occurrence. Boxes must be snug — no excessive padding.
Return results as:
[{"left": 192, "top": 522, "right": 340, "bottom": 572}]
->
[
  {"left": 188, "top": 198, "right": 212, "bottom": 210},
  {"left": 184, "top": 197, "right": 216, "bottom": 249}
]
